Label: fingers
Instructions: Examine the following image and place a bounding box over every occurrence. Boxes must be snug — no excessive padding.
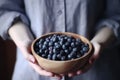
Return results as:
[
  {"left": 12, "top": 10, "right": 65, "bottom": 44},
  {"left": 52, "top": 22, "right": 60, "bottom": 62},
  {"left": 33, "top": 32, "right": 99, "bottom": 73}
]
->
[
  {"left": 29, "top": 61, "right": 63, "bottom": 79},
  {"left": 29, "top": 61, "right": 54, "bottom": 77},
  {"left": 52, "top": 74, "right": 63, "bottom": 80},
  {"left": 20, "top": 45, "right": 63, "bottom": 79},
  {"left": 67, "top": 60, "right": 93, "bottom": 77},
  {"left": 19, "top": 44, "right": 36, "bottom": 63},
  {"left": 89, "top": 42, "right": 101, "bottom": 64},
  {"left": 76, "top": 70, "right": 82, "bottom": 75},
  {"left": 66, "top": 42, "right": 101, "bottom": 78},
  {"left": 67, "top": 70, "right": 82, "bottom": 77},
  {"left": 25, "top": 54, "right": 35, "bottom": 63},
  {"left": 21, "top": 48, "right": 36, "bottom": 63}
]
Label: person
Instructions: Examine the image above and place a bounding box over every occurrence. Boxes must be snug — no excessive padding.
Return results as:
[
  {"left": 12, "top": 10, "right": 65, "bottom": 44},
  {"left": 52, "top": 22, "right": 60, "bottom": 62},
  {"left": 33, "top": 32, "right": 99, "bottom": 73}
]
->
[{"left": 0, "top": 0, "right": 120, "bottom": 80}]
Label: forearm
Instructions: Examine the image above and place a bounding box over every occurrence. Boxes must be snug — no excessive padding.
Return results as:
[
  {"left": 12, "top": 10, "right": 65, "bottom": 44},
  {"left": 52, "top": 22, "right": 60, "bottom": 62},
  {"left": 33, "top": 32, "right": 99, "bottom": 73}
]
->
[
  {"left": 8, "top": 22, "right": 34, "bottom": 48},
  {"left": 91, "top": 27, "right": 116, "bottom": 48}
]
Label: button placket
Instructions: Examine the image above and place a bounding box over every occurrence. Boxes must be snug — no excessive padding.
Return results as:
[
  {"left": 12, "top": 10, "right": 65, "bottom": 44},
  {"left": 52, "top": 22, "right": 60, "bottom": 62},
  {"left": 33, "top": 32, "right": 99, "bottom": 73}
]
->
[{"left": 55, "top": 1, "right": 66, "bottom": 32}]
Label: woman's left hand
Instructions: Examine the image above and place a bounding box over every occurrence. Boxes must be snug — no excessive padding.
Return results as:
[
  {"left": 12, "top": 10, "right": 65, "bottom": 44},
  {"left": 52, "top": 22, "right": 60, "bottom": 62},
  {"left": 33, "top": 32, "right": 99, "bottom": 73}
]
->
[{"left": 63, "top": 42, "right": 101, "bottom": 77}]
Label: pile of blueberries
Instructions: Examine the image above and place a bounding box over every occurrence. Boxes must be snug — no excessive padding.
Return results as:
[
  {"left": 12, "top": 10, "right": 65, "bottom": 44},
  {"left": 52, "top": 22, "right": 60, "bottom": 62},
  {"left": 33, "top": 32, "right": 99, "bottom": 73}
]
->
[{"left": 34, "top": 34, "right": 89, "bottom": 61}]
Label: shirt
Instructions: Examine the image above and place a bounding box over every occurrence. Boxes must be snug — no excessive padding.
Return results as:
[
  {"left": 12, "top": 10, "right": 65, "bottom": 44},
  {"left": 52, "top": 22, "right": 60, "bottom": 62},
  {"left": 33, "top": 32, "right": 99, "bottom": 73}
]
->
[
  {"left": 0, "top": 0, "right": 120, "bottom": 80},
  {"left": 0, "top": 0, "right": 120, "bottom": 40}
]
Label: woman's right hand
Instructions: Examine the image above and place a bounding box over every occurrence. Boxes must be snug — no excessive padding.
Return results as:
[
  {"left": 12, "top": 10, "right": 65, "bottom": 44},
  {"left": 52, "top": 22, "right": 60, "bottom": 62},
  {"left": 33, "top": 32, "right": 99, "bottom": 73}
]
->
[
  {"left": 8, "top": 22, "right": 62, "bottom": 79},
  {"left": 20, "top": 40, "right": 62, "bottom": 79},
  {"left": 21, "top": 40, "right": 62, "bottom": 79}
]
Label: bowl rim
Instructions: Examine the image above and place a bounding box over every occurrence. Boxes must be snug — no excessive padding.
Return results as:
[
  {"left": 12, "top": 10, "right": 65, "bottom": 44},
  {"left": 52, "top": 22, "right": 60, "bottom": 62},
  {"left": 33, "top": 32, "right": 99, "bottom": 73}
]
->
[{"left": 31, "top": 32, "right": 93, "bottom": 63}]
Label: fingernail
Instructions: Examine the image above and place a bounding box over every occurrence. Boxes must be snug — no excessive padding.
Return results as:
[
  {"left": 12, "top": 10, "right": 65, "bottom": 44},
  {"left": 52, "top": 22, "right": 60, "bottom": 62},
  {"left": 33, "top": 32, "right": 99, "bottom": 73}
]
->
[
  {"left": 77, "top": 71, "right": 82, "bottom": 75},
  {"left": 68, "top": 73, "right": 72, "bottom": 77},
  {"left": 54, "top": 75, "right": 62, "bottom": 80},
  {"left": 29, "top": 56, "right": 35, "bottom": 63},
  {"left": 89, "top": 59, "right": 94, "bottom": 64}
]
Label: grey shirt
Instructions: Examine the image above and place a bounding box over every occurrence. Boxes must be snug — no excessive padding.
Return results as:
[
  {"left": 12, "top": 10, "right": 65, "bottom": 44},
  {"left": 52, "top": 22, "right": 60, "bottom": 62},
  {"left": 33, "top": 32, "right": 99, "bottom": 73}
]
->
[
  {"left": 0, "top": 0, "right": 120, "bottom": 80},
  {"left": 0, "top": 0, "right": 120, "bottom": 40}
]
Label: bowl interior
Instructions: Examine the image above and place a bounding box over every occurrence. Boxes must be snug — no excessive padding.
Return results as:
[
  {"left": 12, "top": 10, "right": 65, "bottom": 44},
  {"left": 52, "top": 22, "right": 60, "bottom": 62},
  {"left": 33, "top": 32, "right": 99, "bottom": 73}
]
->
[{"left": 32, "top": 32, "right": 92, "bottom": 62}]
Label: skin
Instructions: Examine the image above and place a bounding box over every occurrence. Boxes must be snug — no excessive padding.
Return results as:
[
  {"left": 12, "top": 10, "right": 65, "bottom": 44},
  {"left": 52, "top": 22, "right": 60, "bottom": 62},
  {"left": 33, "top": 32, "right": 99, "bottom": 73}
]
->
[{"left": 8, "top": 22, "right": 116, "bottom": 80}]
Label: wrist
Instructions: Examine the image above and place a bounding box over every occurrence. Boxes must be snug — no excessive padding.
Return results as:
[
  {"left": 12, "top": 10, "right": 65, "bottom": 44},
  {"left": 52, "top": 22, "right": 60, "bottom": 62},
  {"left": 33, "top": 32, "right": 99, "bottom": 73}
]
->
[
  {"left": 8, "top": 21, "right": 34, "bottom": 50},
  {"left": 91, "top": 27, "right": 116, "bottom": 48}
]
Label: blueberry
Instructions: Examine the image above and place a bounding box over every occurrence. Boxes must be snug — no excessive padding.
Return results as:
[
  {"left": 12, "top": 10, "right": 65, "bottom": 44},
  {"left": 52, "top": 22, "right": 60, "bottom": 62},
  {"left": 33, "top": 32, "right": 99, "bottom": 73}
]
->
[
  {"left": 57, "top": 50, "right": 64, "bottom": 58},
  {"left": 41, "top": 54, "right": 46, "bottom": 58},
  {"left": 45, "top": 37, "right": 50, "bottom": 42},
  {"left": 75, "top": 41, "right": 81, "bottom": 46},
  {"left": 65, "top": 42, "right": 70, "bottom": 47},
  {"left": 52, "top": 36, "right": 58, "bottom": 42},
  {"left": 80, "top": 50, "right": 84, "bottom": 56},
  {"left": 52, "top": 54, "right": 57, "bottom": 60},
  {"left": 47, "top": 54, "right": 52, "bottom": 60},
  {"left": 64, "top": 49, "right": 69, "bottom": 54},
  {"left": 64, "top": 36, "right": 68, "bottom": 40},
  {"left": 82, "top": 47, "right": 89, "bottom": 53},
  {"left": 55, "top": 45, "right": 61, "bottom": 49},
  {"left": 61, "top": 38, "right": 66, "bottom": 42},
  {"left": 68, "top": 54, "right": 72, "bottom": 59},
  {"left": 62, "top": 45, "right": 67, "bottom": 49},
  {"left": 60, "top": 50, "right": 64, "bottom": 54},
  {"left": 59, "top": 40, "right": 64, "bottom": 45},
  {"left": 72, "top": 48, "right": 77, "bottom": 52},
  {"left": 35, "top": 42, "right": 39, "bottom": 47},
  {"left": 37, "top": 52, "right": 41, "bottom": 56},
  {"left": 43, "top": 41, "right": 48, "bottom": 46},
  {"left": 38, "top": 44, "right": 42, "bottom": 48},
  {"left": 39, "top": 39, "right": 44, "bottom": 44},
  {"left": 53, "top": 48, "right": 57, "bottom": 54},
  {"left": 71, "top": 42, "right": 75, "bottom": 47},
  {"left": 76, "top": 53, "right": 81, "bottom": 58},
  {"left": 48, "top": 36, "right": 52, "bottom": 39},
  {"left": 68, "top": 51, "right": 76, "bottom": 59},
  {"left": 76, "top": 38, "right": 81, "bottom": 43},
  {"left": 57, "top": 53, "right": 62, "bottom": 59},
  {"left": 72, "top": 38, "right": 76, "bottom": 42},
  {"left": 67, "top": 38, "right": 72, "bottom": 43},
  {"left": 61, "top": 56, "right": 66, "bottom": 61},
  {"left": 49, "top": 49, "right": 53, "bottom": 54},
  {"left": 42, "top": 45, "right": 47, "bottom": 50},
  {"left": 57, "top": 35, "right": 61, "bottom": 41},
  {"left": 68, "top": 47, "right": 72, "bottom": 51},
  {"left": 45, "top": 50, "right": 49, "bottom": 54},
  {"left": 48, "top": 41, "right": 54, "bottom": 46},
  {"left": 39, "top": 49, "right": 43, "bottom": 53},
  {"left": 54, "top": 42, "right": 59, "bottom": 46}
]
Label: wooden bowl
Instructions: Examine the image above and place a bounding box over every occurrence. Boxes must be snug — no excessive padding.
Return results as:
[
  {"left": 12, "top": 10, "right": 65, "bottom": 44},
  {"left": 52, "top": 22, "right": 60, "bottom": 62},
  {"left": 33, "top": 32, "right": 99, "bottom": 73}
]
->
[{"left": 31, "top": 32, "right": 93, "bottom": 74}]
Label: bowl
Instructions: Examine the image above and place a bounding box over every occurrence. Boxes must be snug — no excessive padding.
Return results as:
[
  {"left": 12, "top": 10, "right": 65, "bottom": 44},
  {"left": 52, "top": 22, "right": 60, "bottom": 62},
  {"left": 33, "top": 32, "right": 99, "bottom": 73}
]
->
[{"left": 31, "top": 32, "right": 93, "bottom": 74}]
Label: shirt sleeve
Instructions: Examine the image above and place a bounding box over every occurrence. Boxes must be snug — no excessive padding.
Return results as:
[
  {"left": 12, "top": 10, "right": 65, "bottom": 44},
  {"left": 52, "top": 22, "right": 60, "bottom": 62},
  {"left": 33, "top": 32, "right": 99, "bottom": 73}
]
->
[
  {"left": 96, "top": 0, "right": 120, "bottom": 40},
  {"left": 0, "top": 0, "right": 29, "bottom": 40}
]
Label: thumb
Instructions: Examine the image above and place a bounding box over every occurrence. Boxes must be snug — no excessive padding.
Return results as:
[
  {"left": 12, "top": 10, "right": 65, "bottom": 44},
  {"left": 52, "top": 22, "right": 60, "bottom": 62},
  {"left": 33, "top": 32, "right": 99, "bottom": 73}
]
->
[
  {"left": 26, "top": 54, "right": 36, "bottom": 63},
  {"left": 25, "top": 45, "right": 36, "bottom": 63},
  {"left": 89, "top": 42, "right": 101, "bottom": 64},
  {"left": 21, "top": 48, "right": 36, "bottom": 63}
]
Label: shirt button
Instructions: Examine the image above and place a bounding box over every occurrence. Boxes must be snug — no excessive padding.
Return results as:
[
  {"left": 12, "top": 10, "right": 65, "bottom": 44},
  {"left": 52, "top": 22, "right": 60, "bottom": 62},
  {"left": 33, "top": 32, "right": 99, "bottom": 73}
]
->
[{"left": 57, "top": 10, "right": 62, "bottom": 15}]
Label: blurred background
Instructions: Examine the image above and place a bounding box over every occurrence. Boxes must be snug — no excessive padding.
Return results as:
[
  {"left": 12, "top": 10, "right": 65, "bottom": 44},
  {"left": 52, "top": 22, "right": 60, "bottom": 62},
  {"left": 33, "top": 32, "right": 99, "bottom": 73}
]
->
[{"left": 0, "top": 37, "right": 16, "bottom": 80}]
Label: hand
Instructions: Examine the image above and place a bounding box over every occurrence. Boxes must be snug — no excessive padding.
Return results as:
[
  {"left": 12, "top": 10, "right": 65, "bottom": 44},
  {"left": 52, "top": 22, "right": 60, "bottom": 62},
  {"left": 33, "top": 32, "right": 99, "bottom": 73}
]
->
[
  {"left": 62, "top": 27, "right": 115, "bottom": 77},
  {"left": 8, "top": 22, "right": 63, "bottom": 80},
  {"left": 63, "top": 42, "right": 101, "bottom": 77},
  {"left": 18, "top": 40, "right": 63, "bottom": 79}
]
